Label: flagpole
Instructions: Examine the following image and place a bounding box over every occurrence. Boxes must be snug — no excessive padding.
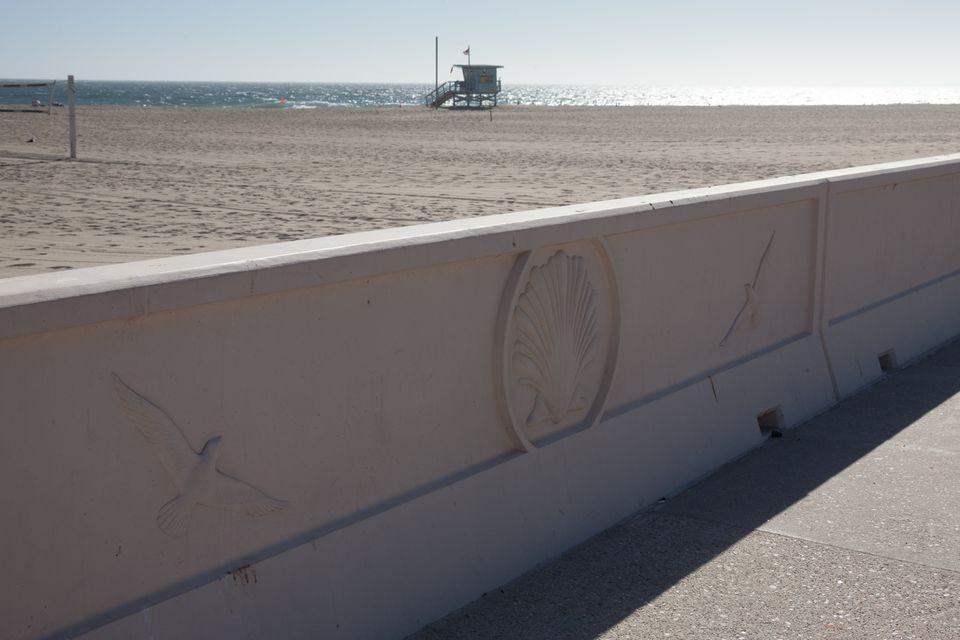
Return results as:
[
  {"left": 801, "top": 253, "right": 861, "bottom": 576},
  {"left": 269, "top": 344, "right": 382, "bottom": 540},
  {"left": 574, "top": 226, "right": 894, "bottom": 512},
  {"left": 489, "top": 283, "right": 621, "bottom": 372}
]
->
[{"left": 435, "top": 36, "right": 438, "bottom": 95}]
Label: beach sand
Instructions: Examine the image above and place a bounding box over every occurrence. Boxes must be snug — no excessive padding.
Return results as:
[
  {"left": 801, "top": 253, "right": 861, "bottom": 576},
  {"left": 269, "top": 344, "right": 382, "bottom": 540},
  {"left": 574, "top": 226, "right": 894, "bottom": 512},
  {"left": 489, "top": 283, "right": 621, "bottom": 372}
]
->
[{"left": 1, "top": 104, "right": 959, "bottom": 279}]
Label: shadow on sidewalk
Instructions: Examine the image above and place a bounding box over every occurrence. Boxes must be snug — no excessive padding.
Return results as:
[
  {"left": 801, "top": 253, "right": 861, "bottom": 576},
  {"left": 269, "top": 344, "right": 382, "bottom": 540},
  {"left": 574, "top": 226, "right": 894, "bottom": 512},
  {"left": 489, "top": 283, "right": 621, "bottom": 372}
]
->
[{"left": 410, "top": 339, "right": 960, "bottom": 639}]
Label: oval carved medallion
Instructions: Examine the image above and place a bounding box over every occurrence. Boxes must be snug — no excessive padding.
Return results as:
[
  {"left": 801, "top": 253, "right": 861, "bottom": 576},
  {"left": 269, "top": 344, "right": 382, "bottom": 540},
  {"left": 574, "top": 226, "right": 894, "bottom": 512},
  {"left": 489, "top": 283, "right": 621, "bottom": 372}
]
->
[{"left": 496, "top": 241, "right": 620, "bottom": 449}]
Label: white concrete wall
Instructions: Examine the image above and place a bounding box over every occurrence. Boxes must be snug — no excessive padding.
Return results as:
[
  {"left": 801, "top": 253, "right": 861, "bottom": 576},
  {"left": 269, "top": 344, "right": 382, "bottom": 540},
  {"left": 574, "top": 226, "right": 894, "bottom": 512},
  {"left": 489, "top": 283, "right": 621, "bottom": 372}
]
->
[{"left": 1, "top": 154, "right": 959, "bottom": 640}]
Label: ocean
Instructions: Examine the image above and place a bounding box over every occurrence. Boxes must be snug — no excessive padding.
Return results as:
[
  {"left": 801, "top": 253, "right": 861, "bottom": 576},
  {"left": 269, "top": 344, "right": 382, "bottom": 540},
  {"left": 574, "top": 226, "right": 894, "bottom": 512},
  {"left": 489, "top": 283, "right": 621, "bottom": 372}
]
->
[{"left": 2, "top": 80, "right": 960, "bottom": 108}]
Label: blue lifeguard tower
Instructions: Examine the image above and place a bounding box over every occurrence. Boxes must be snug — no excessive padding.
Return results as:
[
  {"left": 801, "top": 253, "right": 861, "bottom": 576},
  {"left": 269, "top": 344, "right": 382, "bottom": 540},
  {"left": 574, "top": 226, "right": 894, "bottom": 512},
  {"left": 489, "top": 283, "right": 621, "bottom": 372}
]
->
[{"left": 425, "top": 64, "right": 503, "bottom": 109}]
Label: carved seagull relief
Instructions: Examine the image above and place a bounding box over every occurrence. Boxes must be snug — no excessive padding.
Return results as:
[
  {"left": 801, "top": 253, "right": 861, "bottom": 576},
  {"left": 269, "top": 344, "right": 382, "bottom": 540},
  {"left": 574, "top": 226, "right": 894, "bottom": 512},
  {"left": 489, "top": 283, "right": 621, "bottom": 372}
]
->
[
  {"left": 719, "top": 230, "right": 776, "bottom": 347},
  {"left": 112, "top": 374, "right": 288, "bottom": 537}
]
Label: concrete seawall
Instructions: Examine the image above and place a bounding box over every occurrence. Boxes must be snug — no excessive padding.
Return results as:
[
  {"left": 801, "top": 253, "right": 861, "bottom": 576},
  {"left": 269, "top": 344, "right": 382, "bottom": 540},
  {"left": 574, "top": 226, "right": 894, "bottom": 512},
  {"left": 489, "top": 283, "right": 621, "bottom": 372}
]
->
[{"left": 2, "top": 154, "right": 959, "bottom": 639}]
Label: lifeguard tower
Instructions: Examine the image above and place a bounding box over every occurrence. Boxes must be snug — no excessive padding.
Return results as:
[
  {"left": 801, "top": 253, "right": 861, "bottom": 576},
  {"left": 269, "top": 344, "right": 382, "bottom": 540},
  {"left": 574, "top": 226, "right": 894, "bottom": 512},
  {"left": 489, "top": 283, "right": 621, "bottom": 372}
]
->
[{"left": 425, "top": 64, "right": 503, "bottom": 109}]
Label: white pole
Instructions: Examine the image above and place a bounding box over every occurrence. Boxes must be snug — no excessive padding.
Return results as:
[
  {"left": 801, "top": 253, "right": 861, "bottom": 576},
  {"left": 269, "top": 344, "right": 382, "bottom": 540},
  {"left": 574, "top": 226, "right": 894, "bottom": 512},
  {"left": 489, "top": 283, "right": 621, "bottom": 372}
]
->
[{"left": 68, "top": 75, "right": 76, "bottom": 159}]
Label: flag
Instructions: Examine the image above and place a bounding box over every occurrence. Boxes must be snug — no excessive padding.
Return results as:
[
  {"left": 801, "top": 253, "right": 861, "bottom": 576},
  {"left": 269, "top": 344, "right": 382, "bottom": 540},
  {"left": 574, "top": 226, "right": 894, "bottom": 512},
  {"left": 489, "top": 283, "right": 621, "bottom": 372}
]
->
[{"left": 463, "top": 46, "right": 470, "bottom": 56}]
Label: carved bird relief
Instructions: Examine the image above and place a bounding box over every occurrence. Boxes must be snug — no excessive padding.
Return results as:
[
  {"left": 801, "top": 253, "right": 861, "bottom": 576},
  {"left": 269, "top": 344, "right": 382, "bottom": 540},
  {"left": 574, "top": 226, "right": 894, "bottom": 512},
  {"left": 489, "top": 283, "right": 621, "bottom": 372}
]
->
[
  {"left": 719, "top": 231, "right": 776, "bottom": 347},
  {"left": 112, "top": 374, "right": 288, "bottom": 537}
]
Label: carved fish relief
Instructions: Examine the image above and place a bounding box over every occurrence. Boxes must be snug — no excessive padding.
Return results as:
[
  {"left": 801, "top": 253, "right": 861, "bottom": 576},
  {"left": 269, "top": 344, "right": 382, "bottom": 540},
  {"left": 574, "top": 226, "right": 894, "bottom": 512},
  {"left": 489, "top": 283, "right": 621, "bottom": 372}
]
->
[
  {"left": 113, "top": 374, "right": 287, "bottom": 537},
  {"left": 513, "top": 251, "right": 600, "bottom": 426}
]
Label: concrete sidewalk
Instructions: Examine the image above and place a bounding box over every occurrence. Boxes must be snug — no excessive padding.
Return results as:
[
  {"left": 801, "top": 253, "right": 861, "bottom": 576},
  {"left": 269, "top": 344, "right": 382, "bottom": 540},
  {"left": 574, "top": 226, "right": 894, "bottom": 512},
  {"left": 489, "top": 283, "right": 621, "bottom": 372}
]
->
[{"left": 411, "top": 341, "right": 960, "bottom": 639}]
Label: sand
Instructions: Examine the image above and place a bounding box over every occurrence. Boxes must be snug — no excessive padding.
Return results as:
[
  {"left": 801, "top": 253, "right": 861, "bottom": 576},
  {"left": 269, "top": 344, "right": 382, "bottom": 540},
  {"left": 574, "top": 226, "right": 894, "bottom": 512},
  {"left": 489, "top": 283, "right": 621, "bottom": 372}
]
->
[{"left": 1, "top": 104, "right": 959, "bottom": 279}]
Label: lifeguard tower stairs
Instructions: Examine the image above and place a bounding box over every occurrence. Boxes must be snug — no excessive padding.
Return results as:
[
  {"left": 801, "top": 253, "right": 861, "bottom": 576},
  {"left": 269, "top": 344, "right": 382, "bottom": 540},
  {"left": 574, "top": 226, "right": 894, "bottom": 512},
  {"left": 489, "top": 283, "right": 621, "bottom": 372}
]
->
[{"left": 425, "top": 64, "right": 503, "bottom": 109}]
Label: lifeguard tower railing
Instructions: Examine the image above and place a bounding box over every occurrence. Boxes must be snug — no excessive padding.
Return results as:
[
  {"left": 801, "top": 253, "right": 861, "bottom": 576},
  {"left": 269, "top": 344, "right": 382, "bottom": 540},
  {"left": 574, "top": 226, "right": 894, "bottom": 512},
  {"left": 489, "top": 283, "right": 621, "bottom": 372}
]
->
[{"left": 424, "top": 79, "right": 502, "bottom": 109}]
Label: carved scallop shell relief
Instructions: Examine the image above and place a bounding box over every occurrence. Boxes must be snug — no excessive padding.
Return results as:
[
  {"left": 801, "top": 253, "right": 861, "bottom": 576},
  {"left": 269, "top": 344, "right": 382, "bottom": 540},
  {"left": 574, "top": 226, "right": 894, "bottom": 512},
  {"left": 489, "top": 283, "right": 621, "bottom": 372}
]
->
[
  {"left": 500, "top": 245, "right": 619, "bottom": 447},
  {"left": 514, "top": 252, "right": 600, "bottom": 426}
]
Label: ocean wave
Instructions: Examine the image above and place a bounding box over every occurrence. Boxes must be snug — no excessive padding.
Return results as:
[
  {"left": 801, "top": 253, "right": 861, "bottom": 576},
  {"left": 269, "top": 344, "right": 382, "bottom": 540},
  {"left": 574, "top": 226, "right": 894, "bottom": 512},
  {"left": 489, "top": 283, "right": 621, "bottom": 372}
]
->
[{"left": 2, "top": 80, "right": 958, "bottom": 107}]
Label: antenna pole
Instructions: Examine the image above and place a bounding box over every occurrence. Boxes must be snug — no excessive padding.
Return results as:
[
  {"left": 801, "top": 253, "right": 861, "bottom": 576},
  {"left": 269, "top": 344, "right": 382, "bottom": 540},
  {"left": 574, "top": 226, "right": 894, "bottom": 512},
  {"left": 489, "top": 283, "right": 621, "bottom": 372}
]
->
[{"left": 68, "top": 75, "right": 77, "bottom": 160}]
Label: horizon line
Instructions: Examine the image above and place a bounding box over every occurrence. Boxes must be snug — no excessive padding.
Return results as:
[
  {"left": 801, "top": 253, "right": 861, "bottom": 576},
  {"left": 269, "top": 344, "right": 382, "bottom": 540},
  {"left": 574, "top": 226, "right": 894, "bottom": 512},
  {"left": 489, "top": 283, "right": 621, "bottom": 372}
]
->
[{"left": 3, "top": 78, "right": 960, "bottom": 89}]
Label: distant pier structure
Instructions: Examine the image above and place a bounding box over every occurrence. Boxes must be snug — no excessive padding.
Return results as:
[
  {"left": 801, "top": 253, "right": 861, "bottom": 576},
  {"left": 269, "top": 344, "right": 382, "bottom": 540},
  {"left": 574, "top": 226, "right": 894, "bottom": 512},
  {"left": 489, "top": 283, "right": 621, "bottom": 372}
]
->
[{"left": 425, "top": 64, "right": 503, "bottom": 109}]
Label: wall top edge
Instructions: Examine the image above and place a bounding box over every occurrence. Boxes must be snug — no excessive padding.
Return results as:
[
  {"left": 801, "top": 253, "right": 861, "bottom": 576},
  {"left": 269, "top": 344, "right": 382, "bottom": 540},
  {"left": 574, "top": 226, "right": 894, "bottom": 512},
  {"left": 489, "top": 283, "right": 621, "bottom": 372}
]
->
[{"left": 1, "top": 153, "right": 959, "bottom": 316}]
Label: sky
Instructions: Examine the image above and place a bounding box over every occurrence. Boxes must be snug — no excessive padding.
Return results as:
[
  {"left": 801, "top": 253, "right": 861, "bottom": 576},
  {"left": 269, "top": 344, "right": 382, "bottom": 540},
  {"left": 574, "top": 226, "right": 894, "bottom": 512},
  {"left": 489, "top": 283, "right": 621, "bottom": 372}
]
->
[{"left": 2, "top": 0, "right": 959, "bottom": 86}]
